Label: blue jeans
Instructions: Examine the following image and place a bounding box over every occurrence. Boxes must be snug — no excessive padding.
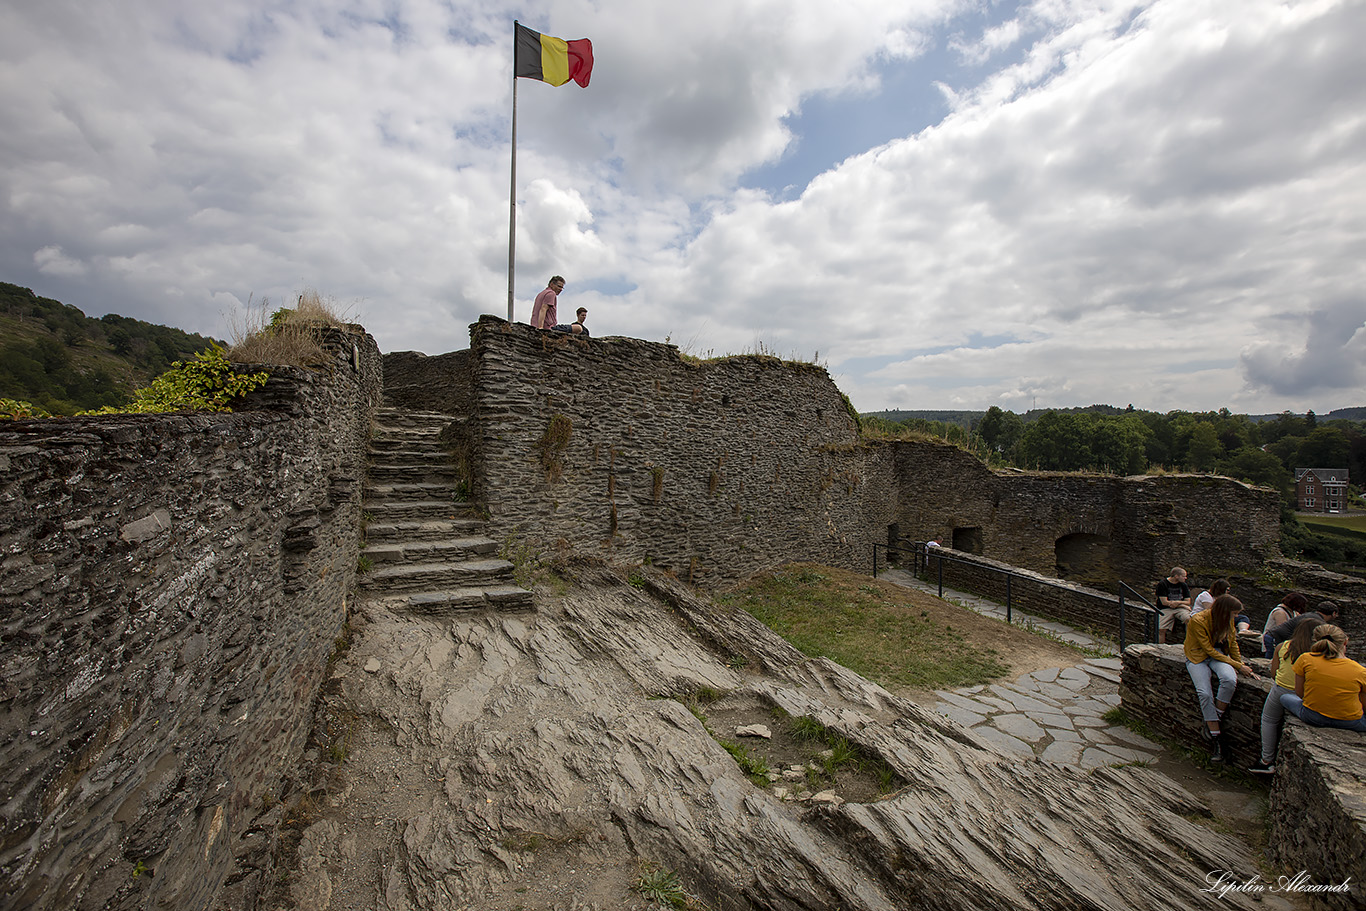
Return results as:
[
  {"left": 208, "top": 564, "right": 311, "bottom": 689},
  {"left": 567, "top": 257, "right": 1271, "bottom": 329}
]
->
[
  {"left": 1187, "top": 659, "right": 1238, "bottom": 724},
  {"left": 1260, "top": 683, "right": 1291, "bottom": 763},
  {"left": 1278, "top": 693, "right": 1366, "bottom": 732}
]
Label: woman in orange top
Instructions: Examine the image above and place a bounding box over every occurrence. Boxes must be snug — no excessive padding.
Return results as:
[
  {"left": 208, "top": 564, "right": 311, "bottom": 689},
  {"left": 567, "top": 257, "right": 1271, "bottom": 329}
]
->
[
  {"left": 1184, "top": 593, "right": 1260, "bottom": 762},
  {"left": 1279, "top": 624, "right": 1366, "bottom": 733}
]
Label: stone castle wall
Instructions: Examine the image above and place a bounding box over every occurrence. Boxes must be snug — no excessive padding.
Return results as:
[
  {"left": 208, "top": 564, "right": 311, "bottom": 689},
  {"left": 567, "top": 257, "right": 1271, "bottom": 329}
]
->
[
  {"left": 0, "top": 328, "right": 382, "bottom": 911},
  {"left": 381, "top": 348, "right": 471, "bottom": 415},
  {"left": 376, "top": 319, "right": 1286, "bottom": 594},
  {"left": 888, "top": 440, "right": 1282, "bottom": 589},
  {"left": 464, "top": 317, "right": 890, "bottom": 585}
]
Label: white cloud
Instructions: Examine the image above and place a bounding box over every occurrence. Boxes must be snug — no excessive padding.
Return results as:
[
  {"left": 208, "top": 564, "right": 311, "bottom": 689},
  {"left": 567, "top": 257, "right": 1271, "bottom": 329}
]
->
[
  {"left": 1, "top": 0, "right": 1363, "bottom": 415},
  {"left": 33, "top": 246, "right": 88, "bottom": 277}
]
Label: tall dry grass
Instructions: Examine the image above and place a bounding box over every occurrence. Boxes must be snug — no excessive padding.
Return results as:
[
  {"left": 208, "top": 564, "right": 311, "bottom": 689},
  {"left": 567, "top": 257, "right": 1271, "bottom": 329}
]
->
[{"left": 226, "top": 289, "right": 358, "bottom": 367}]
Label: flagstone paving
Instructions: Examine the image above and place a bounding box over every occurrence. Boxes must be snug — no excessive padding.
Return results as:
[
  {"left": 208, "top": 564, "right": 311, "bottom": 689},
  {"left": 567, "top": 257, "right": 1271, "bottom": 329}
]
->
[{"left": 878, "top": 568, "right": 1165, "bottom": 770}]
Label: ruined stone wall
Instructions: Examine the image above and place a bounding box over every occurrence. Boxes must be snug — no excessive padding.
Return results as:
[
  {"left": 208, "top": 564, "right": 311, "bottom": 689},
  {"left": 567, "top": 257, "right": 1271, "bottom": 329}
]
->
[
  {"left": 0, "top": 328, "right": 382, "bottom": 911},
  {"left": 381, "top": 349, "right": 471, "bottom": 414},
  {"left": 422, "top": 320, "right": 1284, "bottom": 593},
  {"left": 1120, "top": 643, "right": 1270, "bottom": 765},
  {"left": 1123, "top": 645, "right": 1366, "bottom": 907},
  {"left": 1269, "top": 724, "right": 1366, "bottom": 909},
  {"left": 466, "top": 317, "right": 890, "bottom": 585},
  {"left": 888, "top": 440, "right": 1281, "bottom": 599}
]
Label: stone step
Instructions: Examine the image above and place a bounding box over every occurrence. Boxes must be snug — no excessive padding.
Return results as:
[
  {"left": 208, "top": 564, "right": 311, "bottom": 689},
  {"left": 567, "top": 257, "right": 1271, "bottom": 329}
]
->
[
  {"left": 368, "top": 437, "right": 450, "bottom": 454},
  {"left": 363, "top": 537, "right": 499, "bottom": 564},
  {"left": 362, "top": 499, "right": 473, "bottom": 522},
  {"left": 363, "top": 482, "right": 459, "bottom": 502},
  {"left": 370, "top": 425, "right": 451, "bottom": 442},
  {"left": 373, "top": 408, "right": 459, "bottom": 427},
  {"left": 367, "top": 585, "right": 535, "bottom": 615},
  {"left": 357, "top": 558, "right": 517, "bottom": 593},
  {"left": 368, "top": 442, "right": 450, "bottom": 459},
  {"left": 364, "top": 518, "right": 485, "bottom": 543},
  {"left": 365, "top": 463, "right": 462, "bottom": 485},
  {"left": 361, "top": 407, "right": 529, "bottom": 614}
]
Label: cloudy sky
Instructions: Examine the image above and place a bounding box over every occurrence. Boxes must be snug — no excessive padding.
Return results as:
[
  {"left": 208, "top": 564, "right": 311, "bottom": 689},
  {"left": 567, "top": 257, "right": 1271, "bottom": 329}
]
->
[{"left": 3, "top": 0, "right": 1364, "bottom": 414}]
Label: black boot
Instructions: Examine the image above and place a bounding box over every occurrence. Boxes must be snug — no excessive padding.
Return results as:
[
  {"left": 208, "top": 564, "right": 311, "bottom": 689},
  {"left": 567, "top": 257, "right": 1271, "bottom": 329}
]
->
[{"left": 1211, "top": 733, "right": 1225, "bottom": 763}]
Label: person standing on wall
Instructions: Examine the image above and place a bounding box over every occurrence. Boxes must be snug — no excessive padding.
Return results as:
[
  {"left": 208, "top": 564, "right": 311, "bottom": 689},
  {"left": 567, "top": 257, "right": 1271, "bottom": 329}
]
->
[
  {"left": 530, "top": 275, "right": 564, "bottom": 329},
  {"left": 1156, "top": 567, "right": 1192, "bottom": 645}
]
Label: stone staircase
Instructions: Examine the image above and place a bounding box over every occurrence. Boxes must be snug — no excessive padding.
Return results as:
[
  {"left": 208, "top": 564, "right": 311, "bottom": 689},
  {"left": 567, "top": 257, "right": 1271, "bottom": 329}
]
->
[{"left": 358, "top": 407, "right": 533, "bottom": 613}]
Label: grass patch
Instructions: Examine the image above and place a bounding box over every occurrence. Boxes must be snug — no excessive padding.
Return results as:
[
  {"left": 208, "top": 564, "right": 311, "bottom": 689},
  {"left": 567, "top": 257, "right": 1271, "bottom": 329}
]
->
[
  {"left": 1300, "top": 513, "right": 1366, "bottom": 533},
  {"left": 716, "top": 738, "right": 771, "bottom": 786},
  {"left": 718, "top": 563, "right": 1009, "bottom": 690},
  {"left": 534, "top": 414, "right": 573, "bottom": 482},
  {"left": 786, "top": 713, "right": 903, "bottom": 796},
  {"left": 497, "top": 533, "right": 568, "bottom": 594}
]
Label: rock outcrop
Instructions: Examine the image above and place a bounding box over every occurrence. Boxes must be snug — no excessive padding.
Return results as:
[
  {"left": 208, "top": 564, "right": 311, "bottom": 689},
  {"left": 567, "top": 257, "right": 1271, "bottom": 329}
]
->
[{"left": 277, "top": 563, "right": 1270, "bottom": 911}]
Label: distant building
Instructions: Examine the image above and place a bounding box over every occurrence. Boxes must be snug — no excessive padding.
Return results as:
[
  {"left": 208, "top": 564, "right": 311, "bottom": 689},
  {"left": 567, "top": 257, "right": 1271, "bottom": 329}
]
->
[{"left": 1295, "top": 468, "right": 1349, "bottom": 513}]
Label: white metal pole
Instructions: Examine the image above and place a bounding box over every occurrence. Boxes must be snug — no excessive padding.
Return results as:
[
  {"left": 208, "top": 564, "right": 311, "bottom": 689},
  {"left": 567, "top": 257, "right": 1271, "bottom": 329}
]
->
[{"left": 507, "top": 70, "right": 518, "bottom": 322}]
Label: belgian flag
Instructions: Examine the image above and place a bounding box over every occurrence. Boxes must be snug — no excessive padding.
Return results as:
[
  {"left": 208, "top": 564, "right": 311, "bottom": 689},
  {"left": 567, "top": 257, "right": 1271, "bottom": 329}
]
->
[{"left": 515, "top": 22, "right": 593, "bottom": 88}]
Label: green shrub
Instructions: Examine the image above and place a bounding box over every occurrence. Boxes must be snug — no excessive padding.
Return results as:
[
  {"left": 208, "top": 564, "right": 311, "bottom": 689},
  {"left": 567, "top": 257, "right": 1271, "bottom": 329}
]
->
[
  {"left": 80, "top": 345, "right": 268, "bottom": 415},
  {"left": 1, "top": 398, "right": 51, "bottom": 421}
]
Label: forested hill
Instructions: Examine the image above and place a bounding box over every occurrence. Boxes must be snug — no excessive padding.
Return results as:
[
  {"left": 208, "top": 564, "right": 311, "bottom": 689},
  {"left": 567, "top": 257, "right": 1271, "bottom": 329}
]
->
[{"left": 1, "top": 282, "right": 221, "bottom": 415}]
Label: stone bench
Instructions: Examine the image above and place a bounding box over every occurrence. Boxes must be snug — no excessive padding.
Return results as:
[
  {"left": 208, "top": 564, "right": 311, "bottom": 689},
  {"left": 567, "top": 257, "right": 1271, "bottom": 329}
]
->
[{"left": 1120, "top": 644, "right": 1366, "bottom": 909}]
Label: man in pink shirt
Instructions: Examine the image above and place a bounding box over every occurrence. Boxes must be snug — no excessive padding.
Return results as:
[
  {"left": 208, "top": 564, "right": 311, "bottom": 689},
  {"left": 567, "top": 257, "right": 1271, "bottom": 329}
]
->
[{"left": 530, "top": 276, "right": 564, "bottom": 329}]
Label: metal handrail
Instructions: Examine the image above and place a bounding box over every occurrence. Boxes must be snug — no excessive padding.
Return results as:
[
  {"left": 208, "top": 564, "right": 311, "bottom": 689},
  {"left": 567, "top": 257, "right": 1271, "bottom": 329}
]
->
[
  {"left": 1116, "top": 581, "right": 1160, "bottom": 651},
  {"left": 872, "top": 542, "right": 1158, "bottom": 650}
]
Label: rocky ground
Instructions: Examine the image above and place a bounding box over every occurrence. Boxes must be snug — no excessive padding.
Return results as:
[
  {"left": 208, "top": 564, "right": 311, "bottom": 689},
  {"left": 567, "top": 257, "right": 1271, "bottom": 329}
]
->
[{"left": 262, "top": 562, "right": 1296, "bottom": 911}]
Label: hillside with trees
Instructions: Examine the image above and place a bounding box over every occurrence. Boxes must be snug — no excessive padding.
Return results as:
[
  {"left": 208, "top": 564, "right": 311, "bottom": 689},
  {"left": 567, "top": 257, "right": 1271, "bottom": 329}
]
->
[{"left": 0, "top": 282, "right": 220, "bottom": 415}]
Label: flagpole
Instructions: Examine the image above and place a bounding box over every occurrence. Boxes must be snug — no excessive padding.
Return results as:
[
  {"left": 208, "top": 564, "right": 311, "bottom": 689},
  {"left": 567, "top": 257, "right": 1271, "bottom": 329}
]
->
[{"left": 507, "top": 25, "right": 519, "bottom": 322}]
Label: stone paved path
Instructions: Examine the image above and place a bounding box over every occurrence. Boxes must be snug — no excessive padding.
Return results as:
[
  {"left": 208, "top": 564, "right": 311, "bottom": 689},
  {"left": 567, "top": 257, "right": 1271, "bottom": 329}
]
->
[{"left": 878, "top": 568, "right": 1167, "bottom": 769}]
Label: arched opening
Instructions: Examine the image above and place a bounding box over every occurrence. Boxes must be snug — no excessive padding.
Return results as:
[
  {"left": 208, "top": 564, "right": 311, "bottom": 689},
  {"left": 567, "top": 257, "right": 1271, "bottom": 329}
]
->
[
  {"left": 952, "top": 526, "right": 983, "bottom": 554},
  {"left": 1055, "top": 533, "right": 1114, "bottom": 585}
]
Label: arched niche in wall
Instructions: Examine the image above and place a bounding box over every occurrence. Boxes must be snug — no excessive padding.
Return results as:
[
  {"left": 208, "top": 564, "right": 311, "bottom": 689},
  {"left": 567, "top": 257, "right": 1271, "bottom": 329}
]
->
[
  {"left": 1055, "top": 532, "right": 1114, "bottom": 585},
  {"left": 951, "top": 526, "right": 983, "bottom": 554}
]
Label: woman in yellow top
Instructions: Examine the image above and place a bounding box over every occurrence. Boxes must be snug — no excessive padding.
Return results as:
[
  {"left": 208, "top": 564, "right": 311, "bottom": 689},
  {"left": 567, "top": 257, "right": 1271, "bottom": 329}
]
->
[
  {"left": 1278, "top": 624, "right": 1366, "bottom": 733},
  {"left": 1250, "top": 615, "right": 1320, "bottom": 774},
  {"left": 1184, "top": 593, "right": 1260, "bottom": 762}
]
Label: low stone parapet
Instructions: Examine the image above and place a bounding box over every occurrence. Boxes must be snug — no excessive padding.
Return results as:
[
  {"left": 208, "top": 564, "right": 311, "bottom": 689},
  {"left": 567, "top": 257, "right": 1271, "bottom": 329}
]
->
[
  {"left": 1269, "top": 723, "right": 1366, "bottom": 910},
  {"left": 1122, "top": 644, "right": 1366, "bottom": 907},
  {"left": 1120, "top": 643, "right": 1271, "bottom": 763}
]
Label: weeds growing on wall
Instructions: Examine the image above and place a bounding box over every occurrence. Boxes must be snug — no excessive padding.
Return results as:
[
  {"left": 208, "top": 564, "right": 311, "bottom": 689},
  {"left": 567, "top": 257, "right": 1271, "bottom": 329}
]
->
[
  {"left": 535, "top": 414, "right": 573, "bottom": 481},
  {"left": 227, "top": 289, "right": 355, "bottom": 368},
  {"left": 79, "top": 344, "right": 269, "bottom": 415},
  {"left": 1, "top": 398, "right": 51, "bottom": 421}
]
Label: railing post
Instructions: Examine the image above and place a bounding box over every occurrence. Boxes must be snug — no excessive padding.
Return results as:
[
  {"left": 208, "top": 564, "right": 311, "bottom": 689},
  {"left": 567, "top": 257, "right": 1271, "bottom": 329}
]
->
[
  {"left": 1118, "top": 593, "right": 1126, "bottom": 651},
  {"left": 872, "top": 544, "right": 879, "bottom": 579},
  {"left": 1006, "top": 574, "right": 1012, "bottom": 624},
  {"left": 936, "top": 555, "right": 943, "bottom": 598}
]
